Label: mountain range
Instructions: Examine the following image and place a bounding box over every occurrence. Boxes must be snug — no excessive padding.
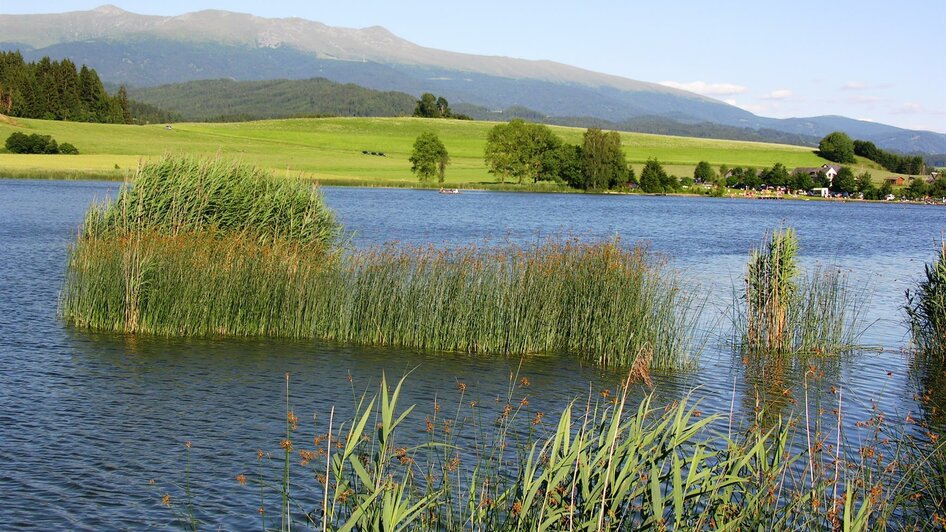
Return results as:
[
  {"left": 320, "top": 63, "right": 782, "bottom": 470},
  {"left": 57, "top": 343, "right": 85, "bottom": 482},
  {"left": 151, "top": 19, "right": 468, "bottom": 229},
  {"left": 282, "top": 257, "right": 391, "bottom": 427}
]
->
[{"left": 1, "top": 5, "right": 944, "bottom": 154}]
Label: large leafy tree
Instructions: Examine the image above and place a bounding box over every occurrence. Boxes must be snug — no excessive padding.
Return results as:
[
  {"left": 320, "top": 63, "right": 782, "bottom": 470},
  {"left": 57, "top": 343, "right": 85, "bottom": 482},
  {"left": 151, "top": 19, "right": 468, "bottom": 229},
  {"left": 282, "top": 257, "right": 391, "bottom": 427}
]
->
[
  {"left": 484, "top": 119, "right": 560, "bottom": 184},
  {"left": 581, "top": 128, "right": 627, "bottom": 190},
  {"left": 693, "top": 161, "right": 715, "bottom": 183},
  {"left": 818, "top": 131, "right": 856, "bottom": 164},
  {"left": 409, "top": 132, "right": 450, "bottom": 183}
]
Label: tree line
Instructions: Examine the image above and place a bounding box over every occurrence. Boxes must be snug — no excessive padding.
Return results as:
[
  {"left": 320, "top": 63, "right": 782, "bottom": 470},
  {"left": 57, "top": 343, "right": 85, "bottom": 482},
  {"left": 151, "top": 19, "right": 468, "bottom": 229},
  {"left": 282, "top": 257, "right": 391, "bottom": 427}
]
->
[
  {"left": 819, "top": 131, "right": 927, "bottom": 175},
  {"left": 482, "top": 119, "right": 641, "bottom": 190},
  {"left": 0, "top": 51, "right": 130, "bottom": 123}
]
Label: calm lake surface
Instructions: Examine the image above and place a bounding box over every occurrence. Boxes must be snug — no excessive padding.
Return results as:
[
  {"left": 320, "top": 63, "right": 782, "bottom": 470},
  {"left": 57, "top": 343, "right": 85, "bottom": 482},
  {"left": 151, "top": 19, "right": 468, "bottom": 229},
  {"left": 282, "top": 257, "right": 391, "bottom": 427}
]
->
[{"left": 1, "top": 179, "right": 944, "bottom": 529}]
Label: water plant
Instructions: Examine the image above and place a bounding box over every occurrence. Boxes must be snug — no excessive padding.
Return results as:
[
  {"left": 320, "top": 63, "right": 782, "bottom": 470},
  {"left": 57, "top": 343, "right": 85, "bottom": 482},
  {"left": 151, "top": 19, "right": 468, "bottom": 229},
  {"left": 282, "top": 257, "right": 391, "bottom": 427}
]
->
[
  {"left": 734, "top": 227, "right": 867, "bottom": 356},
  {"left": 62, "top": 155, "right": 701, "bottom": 371},
  {"left": 906, "top": 240, "right": 946, "bottom": 358},
  {"left": 63, "top": 234, "right": 701, "bottom": 370},
  {"left": 161, "top": 372, "right": 946, "bottom": 530},
  {"left": 80, "top": 155, "right": 340, "bottom": 246}
]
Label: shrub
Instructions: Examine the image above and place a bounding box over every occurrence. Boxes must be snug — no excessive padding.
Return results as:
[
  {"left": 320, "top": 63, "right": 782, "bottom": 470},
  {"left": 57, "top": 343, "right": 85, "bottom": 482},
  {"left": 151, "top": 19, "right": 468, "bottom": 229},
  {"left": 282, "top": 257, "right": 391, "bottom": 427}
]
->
[
  {"left": 59, "top": 142, "right": 79, "bottom": 155},
  {"left": 4, "top": 131, "right": 76, "bottom": 154}
]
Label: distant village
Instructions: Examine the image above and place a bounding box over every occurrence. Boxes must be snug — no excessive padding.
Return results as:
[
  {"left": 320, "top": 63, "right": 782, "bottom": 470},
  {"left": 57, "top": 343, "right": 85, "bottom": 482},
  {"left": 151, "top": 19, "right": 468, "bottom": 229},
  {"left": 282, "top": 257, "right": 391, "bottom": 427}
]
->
[{"left": 704, "top": 163, "right": 944, "bottom": 203}]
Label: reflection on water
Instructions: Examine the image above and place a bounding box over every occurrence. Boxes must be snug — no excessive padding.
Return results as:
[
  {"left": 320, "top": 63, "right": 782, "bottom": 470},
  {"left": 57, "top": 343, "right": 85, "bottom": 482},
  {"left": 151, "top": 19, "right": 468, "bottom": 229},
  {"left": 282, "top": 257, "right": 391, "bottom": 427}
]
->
[{"left": 0, "top": 180, "right": 944, "bottom": 527}]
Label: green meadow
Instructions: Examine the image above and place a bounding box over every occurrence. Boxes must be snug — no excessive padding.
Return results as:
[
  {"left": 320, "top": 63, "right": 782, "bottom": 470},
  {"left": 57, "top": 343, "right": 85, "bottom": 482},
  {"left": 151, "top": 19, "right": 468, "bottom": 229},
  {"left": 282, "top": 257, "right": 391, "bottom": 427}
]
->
[{"left": 0, "top": 115, "right": 880, "bottom": 185}]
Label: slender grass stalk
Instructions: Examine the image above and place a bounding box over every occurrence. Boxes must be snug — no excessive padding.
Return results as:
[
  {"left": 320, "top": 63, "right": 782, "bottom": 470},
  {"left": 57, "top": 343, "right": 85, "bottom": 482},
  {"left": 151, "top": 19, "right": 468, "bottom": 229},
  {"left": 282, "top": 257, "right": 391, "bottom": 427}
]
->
[
  {"left": 735, "top": 227, "right": 868, "bottom": 357},
  {"left": 201, "top": 374, "right": 946, "bottom": 530},
  {"left": 63, "top": 234, "right": 702, "bottom": 371},
  {"left": 906, "top": 240, "right": 946, "bottom": 359}
]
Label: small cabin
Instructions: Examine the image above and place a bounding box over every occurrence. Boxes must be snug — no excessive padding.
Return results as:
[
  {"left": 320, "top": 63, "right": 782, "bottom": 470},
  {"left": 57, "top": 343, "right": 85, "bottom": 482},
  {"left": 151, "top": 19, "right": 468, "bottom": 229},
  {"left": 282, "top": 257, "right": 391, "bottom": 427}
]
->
[{"left": 810, "top": 187, "right": 830, "bottom": 198}]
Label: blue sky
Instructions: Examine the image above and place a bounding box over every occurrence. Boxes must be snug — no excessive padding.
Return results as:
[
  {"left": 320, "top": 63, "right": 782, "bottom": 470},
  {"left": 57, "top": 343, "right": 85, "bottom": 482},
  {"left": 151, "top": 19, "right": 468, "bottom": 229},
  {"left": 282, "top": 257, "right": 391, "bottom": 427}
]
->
[{"left": 4, "top": 1, "right": 945, "bottom": 133}]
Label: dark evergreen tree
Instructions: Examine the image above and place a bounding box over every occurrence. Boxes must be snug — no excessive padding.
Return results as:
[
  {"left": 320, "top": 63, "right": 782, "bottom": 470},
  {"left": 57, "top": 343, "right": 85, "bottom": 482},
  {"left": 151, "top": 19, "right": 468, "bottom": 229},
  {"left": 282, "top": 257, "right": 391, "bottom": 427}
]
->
[{"left": 0, "top": 51, "right": 133, "bottom": 124}]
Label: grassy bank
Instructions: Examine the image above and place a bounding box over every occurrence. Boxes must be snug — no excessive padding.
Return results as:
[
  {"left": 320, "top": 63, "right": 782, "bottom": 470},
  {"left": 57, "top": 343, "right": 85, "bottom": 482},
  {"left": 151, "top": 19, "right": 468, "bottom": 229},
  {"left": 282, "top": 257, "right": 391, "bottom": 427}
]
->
[
  {"left": 0, "top": 116, "right": 867, "bottom": 187},
  {"left": 62, "top": 155, "right": 700, "bottom": 371}
]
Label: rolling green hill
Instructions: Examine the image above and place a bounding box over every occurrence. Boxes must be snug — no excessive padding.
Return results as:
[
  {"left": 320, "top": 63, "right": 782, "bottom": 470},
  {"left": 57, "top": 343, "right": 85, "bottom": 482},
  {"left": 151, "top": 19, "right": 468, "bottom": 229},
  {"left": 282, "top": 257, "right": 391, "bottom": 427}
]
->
[{"left": 0, "top": 115, "right": 861, "bottom": 186}]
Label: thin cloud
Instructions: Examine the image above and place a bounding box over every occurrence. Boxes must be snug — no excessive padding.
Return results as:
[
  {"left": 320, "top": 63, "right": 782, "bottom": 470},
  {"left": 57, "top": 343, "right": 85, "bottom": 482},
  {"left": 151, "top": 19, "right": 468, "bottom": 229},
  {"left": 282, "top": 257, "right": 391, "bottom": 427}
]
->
[
  {"left": 841, "top": 81, "right": 893, "bottom": 91},
  {"left": 761, "top": 89, "right": 793, "bottom": 100},
  {"left": 658, "top": 80, "right": 748, "bottom": 96},
  {"left": 851, "top": 95, "right": 883, "bottom": 104},
  {"left": 892, "top": 102, "right": 923, "bottom": 114}
]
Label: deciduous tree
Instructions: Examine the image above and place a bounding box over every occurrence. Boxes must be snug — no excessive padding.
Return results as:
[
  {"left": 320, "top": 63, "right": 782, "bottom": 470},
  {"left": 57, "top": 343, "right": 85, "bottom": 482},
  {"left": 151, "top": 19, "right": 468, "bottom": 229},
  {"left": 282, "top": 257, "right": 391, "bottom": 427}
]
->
[
  {"left": 818, "top": 131, "right": 856, "bottom": 164},
  {"left": 409, "top": 132, "right": 449, "bottom": 183}
]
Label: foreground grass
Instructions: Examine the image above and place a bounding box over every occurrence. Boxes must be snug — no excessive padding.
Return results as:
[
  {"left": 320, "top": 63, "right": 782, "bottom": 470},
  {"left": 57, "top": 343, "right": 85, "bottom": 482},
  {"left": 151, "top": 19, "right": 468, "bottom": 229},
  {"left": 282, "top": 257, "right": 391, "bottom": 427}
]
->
[
  {"left": 160, "top": 372, "right": 946, "bottom": 530},
  {"left": 0, "top": 116, "right": 865, "bottom": 187}
]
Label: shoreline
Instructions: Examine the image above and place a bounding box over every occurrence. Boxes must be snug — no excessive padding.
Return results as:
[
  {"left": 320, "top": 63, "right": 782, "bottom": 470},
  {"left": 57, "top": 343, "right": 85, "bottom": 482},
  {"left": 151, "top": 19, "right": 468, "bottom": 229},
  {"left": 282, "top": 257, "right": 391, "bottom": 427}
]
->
[{"left": 3, "top": 171, "right": 943, "bottom": 206}]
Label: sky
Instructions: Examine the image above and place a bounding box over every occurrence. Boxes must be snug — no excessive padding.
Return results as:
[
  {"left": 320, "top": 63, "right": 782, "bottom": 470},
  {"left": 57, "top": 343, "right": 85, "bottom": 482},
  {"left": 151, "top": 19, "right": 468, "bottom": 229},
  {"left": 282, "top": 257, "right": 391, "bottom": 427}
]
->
[{"left": 3, "top": 1, "right": 945, "bottom": 133}]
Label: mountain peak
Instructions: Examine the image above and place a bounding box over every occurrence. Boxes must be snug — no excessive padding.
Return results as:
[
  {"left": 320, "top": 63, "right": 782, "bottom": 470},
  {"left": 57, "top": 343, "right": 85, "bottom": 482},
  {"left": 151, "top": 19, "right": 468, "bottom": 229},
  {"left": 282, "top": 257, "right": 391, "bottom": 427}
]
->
[{"left": 92, "top": 5, "right": 127, "bottom": 15}]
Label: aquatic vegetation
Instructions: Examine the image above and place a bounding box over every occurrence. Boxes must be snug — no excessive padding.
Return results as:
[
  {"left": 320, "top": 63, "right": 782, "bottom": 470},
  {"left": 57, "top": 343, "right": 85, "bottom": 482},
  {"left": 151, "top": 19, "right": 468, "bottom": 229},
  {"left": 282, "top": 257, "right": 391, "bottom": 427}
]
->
[
  {"left": 906, "top": 241, "right": 946, "bottom": 358},
  {"left": 62, "top": 233, "right": 701, "bottom": 370},
  {"left": 158, "top": 373, "right": 946, "bottom": 530},
  {"left": 80, "top": 155, "right": 340, "bottom": 246},
  {"left": 735, "top": 227, "right": 867, "bottom": 356},
  {"left": 62, "top": 155, "right": 701, "bottom": 371}
]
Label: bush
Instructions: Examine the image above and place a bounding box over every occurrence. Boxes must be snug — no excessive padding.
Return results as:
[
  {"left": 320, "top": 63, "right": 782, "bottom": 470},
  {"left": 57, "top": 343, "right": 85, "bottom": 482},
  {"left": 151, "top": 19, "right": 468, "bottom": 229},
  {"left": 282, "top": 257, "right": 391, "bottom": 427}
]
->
[
  {"left": 4, "top": 132, "right": 77, "bottom": 154},
  {"left": 59, "top": 143, "right": 79, "bottom": 155}
]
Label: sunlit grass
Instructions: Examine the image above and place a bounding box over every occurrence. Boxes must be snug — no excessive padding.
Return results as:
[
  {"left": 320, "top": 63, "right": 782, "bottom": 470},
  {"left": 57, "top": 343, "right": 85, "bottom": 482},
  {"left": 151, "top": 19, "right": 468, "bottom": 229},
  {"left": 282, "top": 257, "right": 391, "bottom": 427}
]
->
[{"left": 0, "top": 115, "right": 848, "bottom": 186}]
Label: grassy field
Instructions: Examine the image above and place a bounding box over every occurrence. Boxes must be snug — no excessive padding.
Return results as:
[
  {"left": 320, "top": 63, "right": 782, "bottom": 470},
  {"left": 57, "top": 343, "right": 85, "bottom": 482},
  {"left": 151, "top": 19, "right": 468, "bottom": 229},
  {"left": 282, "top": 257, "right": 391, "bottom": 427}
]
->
[{"left": 0, "top": 115, "right": 885, "bottom": 185}]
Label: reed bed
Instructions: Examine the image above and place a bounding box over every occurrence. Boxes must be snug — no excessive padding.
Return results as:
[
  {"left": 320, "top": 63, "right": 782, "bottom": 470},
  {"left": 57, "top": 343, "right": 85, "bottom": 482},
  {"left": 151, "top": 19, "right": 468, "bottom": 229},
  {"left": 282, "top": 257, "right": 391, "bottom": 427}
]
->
[
  {"left": 81, "top": 155, "right": 340, "bottom": 246},
  {"left": 734, "top": 228, "right": 867, "bottom": 356},
  {"left": 63, "top": 235, "right": 701, "bottom": 370},
  {"left": 160, "top": 373, "right": 946, "bottom": 530},
  {"left": 906, "top": 240, "right": 946, "bottom": 359}
]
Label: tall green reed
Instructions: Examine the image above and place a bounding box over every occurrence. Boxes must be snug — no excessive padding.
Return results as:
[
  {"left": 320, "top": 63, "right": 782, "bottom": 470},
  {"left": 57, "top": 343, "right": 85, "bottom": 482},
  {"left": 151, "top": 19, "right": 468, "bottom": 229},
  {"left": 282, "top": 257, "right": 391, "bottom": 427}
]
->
[
  {"left": 906, "top": 240, "right": 946, "bottom": 359},
  {"left": 63, "top": 236, "right": 701, "bottom": 371},
  {"left": 207, "top": 373, "right": 946, "bottom": 531},
  {"left": 82, "top": 155, "right": 340, "bottom": 246},
  {"left": 735, "top": 227, "right": 868, "bottom": 357}
]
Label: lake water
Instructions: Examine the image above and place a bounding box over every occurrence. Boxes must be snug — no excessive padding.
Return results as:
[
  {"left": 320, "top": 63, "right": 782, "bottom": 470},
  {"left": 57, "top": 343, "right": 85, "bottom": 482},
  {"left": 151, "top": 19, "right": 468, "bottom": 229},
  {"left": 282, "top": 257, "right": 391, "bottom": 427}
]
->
[{"left": 1, "top": 179, "right": 944, "bottom": 528}]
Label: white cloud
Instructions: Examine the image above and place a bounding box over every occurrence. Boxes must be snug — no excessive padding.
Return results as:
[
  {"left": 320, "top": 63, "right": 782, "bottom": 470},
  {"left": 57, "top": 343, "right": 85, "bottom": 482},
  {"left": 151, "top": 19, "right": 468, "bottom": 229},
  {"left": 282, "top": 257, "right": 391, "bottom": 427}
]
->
[
  {"left": 761, "top": 89, "right": 793, "bottom": 100},
  {"left": 658, "top": 80, "right": 748, "bottom": 96},
  {"left": 723, "top": 98, "right": 737, "bottom": 106},
  {"left": 841, "top": 81, "right": 866, "bottom": 90},
  {"left": 851, "top": 95, "right": 883, "bottom": 104}
]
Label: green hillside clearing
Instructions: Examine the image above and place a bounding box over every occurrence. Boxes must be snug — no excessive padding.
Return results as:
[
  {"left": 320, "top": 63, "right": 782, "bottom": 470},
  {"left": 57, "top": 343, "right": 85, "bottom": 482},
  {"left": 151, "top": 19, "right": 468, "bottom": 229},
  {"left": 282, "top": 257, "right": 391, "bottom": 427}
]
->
[{"left": 0, "top": 116, "right": 877, "bottom": 186}]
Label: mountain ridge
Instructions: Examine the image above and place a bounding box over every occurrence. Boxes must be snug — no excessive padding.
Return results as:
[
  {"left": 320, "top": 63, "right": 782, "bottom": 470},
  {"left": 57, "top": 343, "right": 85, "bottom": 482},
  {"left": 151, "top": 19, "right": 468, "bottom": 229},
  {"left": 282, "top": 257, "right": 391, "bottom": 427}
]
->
[{"left": 1, "top": 5, "right": 944, "bottom": 154}]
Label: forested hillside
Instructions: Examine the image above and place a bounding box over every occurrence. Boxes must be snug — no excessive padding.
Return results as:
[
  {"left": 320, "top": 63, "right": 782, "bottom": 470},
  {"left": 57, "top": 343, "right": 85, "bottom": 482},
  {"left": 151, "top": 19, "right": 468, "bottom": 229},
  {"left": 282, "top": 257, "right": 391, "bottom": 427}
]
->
[{"left": 130, "top": 78, "right": 418, "bottom": 121}]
